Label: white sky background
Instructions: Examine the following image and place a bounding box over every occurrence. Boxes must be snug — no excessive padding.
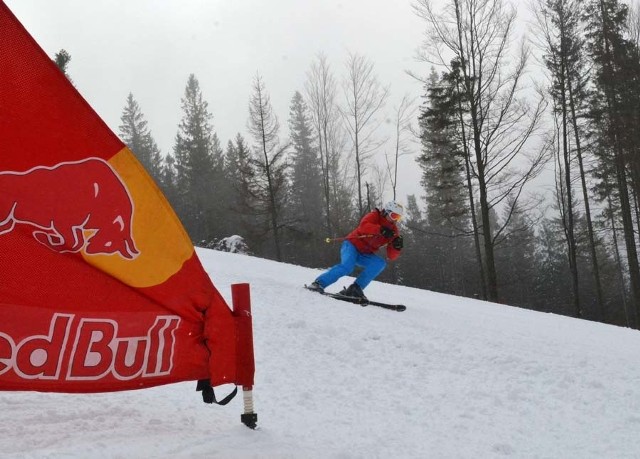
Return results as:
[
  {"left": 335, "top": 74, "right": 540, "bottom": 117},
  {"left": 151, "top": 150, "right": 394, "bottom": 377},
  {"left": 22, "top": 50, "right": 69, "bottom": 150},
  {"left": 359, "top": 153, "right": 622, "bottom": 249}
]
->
[{"left": 5, "top": 0, "right": 434, "bottom": 203}]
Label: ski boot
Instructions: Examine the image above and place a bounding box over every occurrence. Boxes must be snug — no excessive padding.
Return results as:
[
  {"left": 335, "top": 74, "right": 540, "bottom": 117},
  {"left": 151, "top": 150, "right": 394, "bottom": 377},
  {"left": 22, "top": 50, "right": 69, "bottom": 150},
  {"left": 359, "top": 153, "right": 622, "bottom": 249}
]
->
[{"left": 340, "top": 283, "right": 368, "bottom": 301}]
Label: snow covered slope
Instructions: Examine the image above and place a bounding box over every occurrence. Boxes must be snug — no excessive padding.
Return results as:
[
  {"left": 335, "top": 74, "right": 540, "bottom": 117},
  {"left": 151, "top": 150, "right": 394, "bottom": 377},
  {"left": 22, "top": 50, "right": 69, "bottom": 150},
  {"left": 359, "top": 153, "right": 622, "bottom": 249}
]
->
[{"left": 2, "top": 248, "right": 640, "bottom": 458}]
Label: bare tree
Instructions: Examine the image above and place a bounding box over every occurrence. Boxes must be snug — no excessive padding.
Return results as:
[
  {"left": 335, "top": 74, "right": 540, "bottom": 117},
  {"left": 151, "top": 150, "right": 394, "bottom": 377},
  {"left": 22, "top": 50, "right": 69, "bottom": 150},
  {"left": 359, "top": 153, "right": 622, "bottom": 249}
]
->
[
  {"left": 385, "top": 94, "right": 417, "bottom": 200},
  {"left": 413, "top": 0, "right": 548, "bottom": 302},
  {"left": 531, "top": 0, "right": 606, "bottom": 319},
  {"left": 340, "top": 52, "right": 389, "bottom": 215},
  {"left": 247, "top": 73, "right": 288, "bottom": 261},
  {"left": 366, "top": 163, "right": 388, "bottom": 210},
  {"left": 305, "top": 54, "right": 344, "bottom": 235}
]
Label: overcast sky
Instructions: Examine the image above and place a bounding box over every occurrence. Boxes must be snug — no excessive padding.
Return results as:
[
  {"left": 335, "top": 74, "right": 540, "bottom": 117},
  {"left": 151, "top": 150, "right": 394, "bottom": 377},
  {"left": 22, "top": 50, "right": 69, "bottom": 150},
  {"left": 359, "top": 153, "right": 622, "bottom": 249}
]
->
[{"left": 5, "top": 0, "right": 453, "bottom": 203}]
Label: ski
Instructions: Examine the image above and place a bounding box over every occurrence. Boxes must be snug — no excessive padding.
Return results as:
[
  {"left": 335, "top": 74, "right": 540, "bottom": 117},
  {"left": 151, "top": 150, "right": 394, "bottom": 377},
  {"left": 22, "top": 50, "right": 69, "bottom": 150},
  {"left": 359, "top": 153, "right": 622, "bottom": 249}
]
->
[
  {"left": 304, "top": 286, "right": 406, "bottom": 312},
  {"left": 365, "top": 299, "right": 407, "bottom": 312}
]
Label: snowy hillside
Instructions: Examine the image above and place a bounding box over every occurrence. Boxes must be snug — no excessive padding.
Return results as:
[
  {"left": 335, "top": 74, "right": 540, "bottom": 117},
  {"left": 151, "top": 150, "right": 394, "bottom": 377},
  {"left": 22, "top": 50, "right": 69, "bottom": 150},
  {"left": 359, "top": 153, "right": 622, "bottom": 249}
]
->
[{"left": 2, "top": 248, "right": 640, "bottom": 458}]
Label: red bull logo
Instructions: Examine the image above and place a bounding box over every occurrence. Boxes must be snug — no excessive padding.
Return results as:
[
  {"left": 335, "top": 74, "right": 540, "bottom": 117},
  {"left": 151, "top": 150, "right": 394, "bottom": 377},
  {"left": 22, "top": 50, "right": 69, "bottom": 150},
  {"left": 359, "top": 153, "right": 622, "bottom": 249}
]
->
[
  {"left": 0, "top": 158, "right": 139, "bottom": 259},
  {"left": 0, "top": 313, "right": 181, "bottom": 381}
]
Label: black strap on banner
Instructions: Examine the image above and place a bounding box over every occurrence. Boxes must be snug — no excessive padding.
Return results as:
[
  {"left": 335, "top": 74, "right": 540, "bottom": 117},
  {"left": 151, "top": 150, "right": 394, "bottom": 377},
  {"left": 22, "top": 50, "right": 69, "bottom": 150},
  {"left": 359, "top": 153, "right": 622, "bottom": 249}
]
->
[{"left": 196, "top": 379, "right": 238, "bottom": 405}]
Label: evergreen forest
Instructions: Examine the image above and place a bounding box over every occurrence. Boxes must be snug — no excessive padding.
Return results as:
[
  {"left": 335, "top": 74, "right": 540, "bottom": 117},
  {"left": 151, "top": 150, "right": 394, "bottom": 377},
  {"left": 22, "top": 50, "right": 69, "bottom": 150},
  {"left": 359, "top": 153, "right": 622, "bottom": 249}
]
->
[{"left": 56, "top": 0, "right": 640, "bottom": 328}]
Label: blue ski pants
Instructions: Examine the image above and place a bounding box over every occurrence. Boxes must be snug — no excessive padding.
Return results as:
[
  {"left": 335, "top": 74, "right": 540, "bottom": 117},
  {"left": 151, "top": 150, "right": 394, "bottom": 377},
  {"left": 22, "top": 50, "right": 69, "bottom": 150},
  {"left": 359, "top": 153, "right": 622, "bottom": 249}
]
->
[{"left": 315, "top": 241, "right": 386, "bottom": 290}]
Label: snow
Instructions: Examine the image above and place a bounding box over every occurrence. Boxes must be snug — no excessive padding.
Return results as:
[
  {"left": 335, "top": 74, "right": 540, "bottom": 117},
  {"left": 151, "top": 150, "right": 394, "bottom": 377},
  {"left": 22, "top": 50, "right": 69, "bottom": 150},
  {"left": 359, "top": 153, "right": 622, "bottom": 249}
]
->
[{"left": 2, "top": 247, "right": 640, "bottom": 458}]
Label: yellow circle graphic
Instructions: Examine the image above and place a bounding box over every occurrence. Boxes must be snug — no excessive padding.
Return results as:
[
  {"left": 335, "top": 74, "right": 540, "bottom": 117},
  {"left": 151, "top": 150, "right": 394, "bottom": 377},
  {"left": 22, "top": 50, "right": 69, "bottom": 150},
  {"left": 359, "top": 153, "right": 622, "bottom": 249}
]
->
[{"left": 82, "top": 148, "right": 193, "bottom": 288}]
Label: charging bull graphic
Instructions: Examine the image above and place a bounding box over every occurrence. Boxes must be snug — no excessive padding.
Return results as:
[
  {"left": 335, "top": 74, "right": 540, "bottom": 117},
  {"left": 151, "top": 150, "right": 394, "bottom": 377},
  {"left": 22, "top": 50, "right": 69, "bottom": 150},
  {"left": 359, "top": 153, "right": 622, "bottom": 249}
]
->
[{"left": 0, "top": 158, "right": 139, "bottom": 259}]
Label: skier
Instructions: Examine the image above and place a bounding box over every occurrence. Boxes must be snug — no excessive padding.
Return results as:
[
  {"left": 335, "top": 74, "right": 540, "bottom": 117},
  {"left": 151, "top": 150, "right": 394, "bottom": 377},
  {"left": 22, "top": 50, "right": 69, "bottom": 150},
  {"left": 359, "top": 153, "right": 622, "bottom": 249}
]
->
[{"left": 308, "top": 200, "right": 404, "bottom": 300}]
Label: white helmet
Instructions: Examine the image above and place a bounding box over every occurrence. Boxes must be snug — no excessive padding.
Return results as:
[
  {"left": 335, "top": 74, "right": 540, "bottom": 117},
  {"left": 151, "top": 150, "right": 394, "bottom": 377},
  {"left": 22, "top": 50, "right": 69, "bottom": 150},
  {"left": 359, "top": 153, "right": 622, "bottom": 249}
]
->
[{"left": 382, "top": 200, "right": 404, "bottom": 222}]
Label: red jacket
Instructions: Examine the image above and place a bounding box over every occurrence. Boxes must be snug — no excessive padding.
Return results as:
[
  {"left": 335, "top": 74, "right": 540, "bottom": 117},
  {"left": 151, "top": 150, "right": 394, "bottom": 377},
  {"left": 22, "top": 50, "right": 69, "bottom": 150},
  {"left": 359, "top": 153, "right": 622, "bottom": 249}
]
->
[{"left": 347, "top": 209, "right": 401, "bottom": 261}]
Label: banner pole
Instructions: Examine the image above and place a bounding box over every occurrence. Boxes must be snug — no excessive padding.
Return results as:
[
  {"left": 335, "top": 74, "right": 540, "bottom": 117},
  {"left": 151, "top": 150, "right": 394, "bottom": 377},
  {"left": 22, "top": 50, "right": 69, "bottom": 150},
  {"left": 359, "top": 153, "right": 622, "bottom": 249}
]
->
[{"left": 231, "top": 283, "right": 257, "bottom": 429}]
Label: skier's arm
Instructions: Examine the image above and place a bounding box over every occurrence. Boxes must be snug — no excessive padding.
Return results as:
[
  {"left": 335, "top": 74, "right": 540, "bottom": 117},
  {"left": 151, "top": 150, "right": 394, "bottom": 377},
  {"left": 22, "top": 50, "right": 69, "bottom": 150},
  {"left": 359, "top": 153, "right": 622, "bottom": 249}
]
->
[
  {"left": 357, "top": 212, "right": 385, "bottom": 236},
  {"left": 386, "top": 235, "right": 402, "bottom": 260}
]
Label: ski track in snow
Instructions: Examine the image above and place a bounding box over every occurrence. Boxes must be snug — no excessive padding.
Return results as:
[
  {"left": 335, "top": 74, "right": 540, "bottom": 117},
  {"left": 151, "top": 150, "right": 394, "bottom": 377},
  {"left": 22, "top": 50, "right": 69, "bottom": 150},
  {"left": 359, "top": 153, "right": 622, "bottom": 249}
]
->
[{"left": 1, "top": 248, "right": 640, "bottom": 458}]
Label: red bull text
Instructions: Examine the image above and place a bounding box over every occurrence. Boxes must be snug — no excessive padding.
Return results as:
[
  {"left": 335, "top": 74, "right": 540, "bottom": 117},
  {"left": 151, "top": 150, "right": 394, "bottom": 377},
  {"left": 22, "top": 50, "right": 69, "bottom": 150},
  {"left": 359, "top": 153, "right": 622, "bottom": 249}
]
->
[{"left": 0, "top": 314, "right": 180, "bottom": 381}]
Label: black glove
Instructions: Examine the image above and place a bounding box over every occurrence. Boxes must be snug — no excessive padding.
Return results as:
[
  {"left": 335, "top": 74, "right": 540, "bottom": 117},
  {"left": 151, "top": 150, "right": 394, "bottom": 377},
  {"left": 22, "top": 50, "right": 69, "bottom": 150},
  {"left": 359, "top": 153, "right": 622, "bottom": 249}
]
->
[
  {"left": 392, "top": 235, "right": 403, "bottom": 250},
  {"left": 380, "top": 226, "right": 394, "bottom": 238}
]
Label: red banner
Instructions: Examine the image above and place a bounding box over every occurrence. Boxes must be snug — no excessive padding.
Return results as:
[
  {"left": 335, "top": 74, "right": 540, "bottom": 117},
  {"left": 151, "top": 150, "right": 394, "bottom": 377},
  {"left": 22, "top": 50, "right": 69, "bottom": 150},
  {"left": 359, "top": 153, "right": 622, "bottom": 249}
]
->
[{"left": 0, "top": 1, "right": 252, "bottom": 393}]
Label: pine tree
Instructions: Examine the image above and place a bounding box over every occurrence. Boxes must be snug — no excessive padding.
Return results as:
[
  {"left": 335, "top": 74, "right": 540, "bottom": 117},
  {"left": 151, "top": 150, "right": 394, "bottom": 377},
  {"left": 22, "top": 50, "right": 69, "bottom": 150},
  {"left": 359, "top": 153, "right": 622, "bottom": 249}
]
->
[
  {"left": 173, "top": 74, "right": 224, "bottom": 243},
  {"left": 416, "top": 67, "right": 473, "bottom": 296},
  {"left": 584, "top": 0, "right": 640, "bottom": 326},
  {"left": 495, "top": 199, "right": 538, "bottom": 308},
  {"left": 159, "top": 154, "right": 179, "bottom": 209},
  {"left": 394, "top": 195, "right": 429, "bottom": 288},
  {"left": 287, "top": 91, "right": 326, "bottom": 265},
  {"left": 534, "top": 217, "right": 572, "bottom": 314},
  {"left": 118, "top": 93, "right": 163, "bottom": 181},
  {"left": 224, "top": 134, "right": 259, "bottom": 249},
  {"left": 53, "top": 49, "right": 72, "bottom": 83},
  {"left": 418, "top": 69, "right": 468, "bottom": 231}
]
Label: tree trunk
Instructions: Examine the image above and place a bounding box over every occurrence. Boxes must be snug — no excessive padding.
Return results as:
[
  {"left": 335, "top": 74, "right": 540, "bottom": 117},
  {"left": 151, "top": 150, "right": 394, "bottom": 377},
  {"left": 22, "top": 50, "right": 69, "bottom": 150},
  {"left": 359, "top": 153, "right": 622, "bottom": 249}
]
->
[
  {"left": 458, "top": 94, "right": 487, "bottom": 300},
  {"left": 559, "top": 54, "right": 581, "bottom": 318},
  {"left": 607, "top": 188, "right": 631, "bottom": 326},
  {"left": 567, "top": 77, "right": 605, "bottom": 319}
]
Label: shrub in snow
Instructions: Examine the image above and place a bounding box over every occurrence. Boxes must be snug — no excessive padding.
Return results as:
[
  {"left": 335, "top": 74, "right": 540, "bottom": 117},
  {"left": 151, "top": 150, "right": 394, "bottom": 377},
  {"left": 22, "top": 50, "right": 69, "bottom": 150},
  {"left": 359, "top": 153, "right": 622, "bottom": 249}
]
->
[{"left": 212, "top": 235, "right": 251, "bottom": 254}]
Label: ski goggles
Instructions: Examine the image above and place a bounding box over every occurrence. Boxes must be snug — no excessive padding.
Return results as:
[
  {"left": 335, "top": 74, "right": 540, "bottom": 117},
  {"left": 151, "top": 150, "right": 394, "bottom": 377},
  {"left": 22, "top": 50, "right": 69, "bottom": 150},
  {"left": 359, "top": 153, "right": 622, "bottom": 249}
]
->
[{"left": 388, "top": 211, "right": 402, "bottom": 222}]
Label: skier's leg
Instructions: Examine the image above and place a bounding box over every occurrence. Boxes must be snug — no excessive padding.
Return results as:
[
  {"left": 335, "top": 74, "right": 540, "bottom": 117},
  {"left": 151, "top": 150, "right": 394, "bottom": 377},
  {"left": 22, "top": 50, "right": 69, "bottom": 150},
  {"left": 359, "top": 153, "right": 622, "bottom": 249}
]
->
[
  {"left": 315, "top": 241, "right": 358, "bottom": 288},
  {"left": 354, "top": 253, "right": 386, "bottom": 289}
]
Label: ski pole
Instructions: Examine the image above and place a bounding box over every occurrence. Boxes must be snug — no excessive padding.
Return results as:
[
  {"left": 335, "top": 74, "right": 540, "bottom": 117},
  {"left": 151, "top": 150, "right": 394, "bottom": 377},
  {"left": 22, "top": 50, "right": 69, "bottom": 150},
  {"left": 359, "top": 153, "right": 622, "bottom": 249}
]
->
[{"left": 324, "top": 234, "right": 375, "bottom": 244}]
